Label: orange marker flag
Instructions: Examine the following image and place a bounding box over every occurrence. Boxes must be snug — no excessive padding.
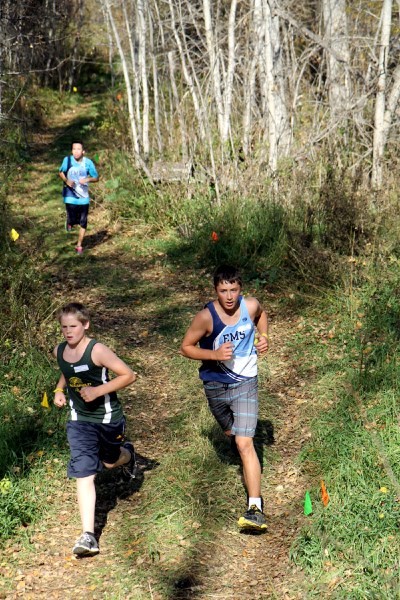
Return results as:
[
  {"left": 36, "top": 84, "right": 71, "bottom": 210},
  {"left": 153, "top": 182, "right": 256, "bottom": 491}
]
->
[{"left": 321, "top": 480, "right": 330, "bottom": 507}]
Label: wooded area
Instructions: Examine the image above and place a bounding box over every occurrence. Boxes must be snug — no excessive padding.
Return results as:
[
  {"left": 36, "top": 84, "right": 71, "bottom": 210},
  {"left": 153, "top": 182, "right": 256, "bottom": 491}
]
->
[{"left": 1, "top": 1, "right": 400, "bottom": 193}]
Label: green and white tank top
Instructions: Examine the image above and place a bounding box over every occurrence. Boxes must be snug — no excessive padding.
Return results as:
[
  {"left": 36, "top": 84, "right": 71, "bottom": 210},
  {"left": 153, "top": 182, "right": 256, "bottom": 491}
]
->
[{"left": 57, "top": 339, "right": 123, "bottom": 423}]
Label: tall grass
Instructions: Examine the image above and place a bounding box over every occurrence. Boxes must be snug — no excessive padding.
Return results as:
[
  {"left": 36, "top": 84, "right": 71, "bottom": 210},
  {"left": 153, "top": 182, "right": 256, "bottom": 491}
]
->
[
  {"left": 0, "top": 177, "right": 66, "bottom": 541},
  {"left": 289, "top": 256, "right": 400, "bottom": 597}
]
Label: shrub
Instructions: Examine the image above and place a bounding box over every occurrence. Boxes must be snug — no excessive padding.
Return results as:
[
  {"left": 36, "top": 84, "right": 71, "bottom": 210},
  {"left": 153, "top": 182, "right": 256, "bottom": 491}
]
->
[{"left": 0, "top": 477, "right": 37, "bottom": 541}]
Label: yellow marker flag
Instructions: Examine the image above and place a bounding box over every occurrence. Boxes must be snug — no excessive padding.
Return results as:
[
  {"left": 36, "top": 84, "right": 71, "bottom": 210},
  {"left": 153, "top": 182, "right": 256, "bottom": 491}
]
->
[
  {"left": 10, "top": 229, "right": 19, "bottom": 241},
  {"left": 41, "top": 392, "right": 49, "bottom": 408}
]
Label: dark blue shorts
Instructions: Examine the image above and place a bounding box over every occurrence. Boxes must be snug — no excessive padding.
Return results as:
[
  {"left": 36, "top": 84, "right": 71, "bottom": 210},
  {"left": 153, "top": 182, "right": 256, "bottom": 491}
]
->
[
  {"left": 66, "top": 418, "right": 126, "bottom": 478},
  {"left": 65, "top": 203, "right": 89, "bottom": 229}
]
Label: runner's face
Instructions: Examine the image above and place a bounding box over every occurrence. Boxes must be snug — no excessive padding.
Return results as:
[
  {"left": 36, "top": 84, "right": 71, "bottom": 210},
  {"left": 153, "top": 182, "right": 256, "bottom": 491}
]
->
[
  {"left": 215, "top": 280, "right": 241, "bottom": 313},
  {"left": 71, "top": 143, "right": 84, "bottom": 161},
  {"left": 60, "top": 314, "right": 89, "bottom": 346}
]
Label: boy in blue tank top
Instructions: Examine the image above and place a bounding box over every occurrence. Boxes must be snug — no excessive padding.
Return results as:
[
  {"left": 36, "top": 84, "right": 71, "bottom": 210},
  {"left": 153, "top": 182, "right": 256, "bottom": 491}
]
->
[
  {"left": 180, "top": 265, "right": 269, "bottom": 531},
  {"left": 53, "top": 302, "right": 137, "bottom": 556}
]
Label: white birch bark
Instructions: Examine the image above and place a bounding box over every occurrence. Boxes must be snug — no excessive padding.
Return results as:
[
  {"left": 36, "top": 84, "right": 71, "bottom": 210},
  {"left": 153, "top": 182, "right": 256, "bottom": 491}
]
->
[
  {"left": 221, "top": 0, "right": 238, "bottom": 143},
  {"left": 122, "top": 0, "right": 141, "bottom": 128},
  {"left": 372, "top": 0, "right": 393, "bottom": 189},
  {"left": 263, "top": 0, "right": 278, "bottom": 172},
  {"left": 269, "top": 0, "right": 290, "bottom": 156},
  {"left": 242, "top": 12, "right": 259, "bottom": 156},
  {"left": 255, "top": 0, "right": 290, "bottom": 172},
  {"left": 381, "top": 65, "right": 400, "bottom": 144},
  {"left": 148, "top": 7, "right": 162, "bottom": 152},
  {"left": 101, "top": 1, "right": 115, "bottom": 88},
  {"left": 137, "top": 0, "right": 149, "bottom": 157},
  {"left": 168, "top": 51, "right": 188, "bottom": 158},
  {"left": 203, "top": 0, "right": 224, "bottom": 137},
  {"left": 101, "top": 0, "right": 140, "bottom": 155},
  {"left": 322, "top": 0, "right": 351, "bottom": 120}
]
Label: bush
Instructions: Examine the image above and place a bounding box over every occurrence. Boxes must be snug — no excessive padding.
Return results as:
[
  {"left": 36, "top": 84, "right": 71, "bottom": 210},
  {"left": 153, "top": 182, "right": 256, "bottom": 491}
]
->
[
  {"left": 0, "top": 477, "right": 37, "bottom": 541},
  {"left": 186, "top": 196, "right": 287, "bottom": 276},
  {"left": 318, "top": 165, "right": 370, "bottom": 254}
]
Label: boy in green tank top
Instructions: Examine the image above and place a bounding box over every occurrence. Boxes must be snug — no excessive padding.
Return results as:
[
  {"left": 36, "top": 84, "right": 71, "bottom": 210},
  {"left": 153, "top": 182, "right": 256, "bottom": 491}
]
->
[{"left": 53, "top": 302, "right": 137, "bottom": 556}]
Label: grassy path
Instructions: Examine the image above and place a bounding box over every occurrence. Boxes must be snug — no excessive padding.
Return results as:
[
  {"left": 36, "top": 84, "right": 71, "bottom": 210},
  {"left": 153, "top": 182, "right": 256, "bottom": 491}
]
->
[{"left": 1, "top": 101, "right": 316, "bottom": 599}]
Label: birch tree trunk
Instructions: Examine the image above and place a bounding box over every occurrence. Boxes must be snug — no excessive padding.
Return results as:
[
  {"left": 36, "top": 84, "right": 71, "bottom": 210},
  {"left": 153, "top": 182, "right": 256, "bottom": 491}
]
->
[
  {"left": 203, "top": 0, "right": 224, "bottom": 138},
  {"left": 381, "top": 64, "right": 400, "bottom": 149},
  {"left": 101, "top": 1, "right": 115, "bottom": 88},
  {"left": 256, "top": 0, "right": 290, "bottom": 173},
  {"left": 101, "top": 0, "right": 140, "bottom": 155},
  {"left": 168, "top": 51, "right": 188, "bottom": 158},
  {"left": 242, "top": 11, "right": 259, "bottom": 156},
  {"left": 321, "top": 0, "right": 351, "bottom": 122},
  {"left": 148, "top": 7, "right": 162, "bottom": 153},
  {"left": 121, "top": 0, "right": 140, "bottom": 129},
  {"left": 137, "top": 0, "right": 149, "bottom": 157},
  {"left": 372, "top": 0, "right": 393, "bottom": 189},
  {"left": 44, "top": 0, "right": 55, "bottom": 87},
  {"left": 268, "top": 0, "right": 290, "bottom": 157},
  {"left": 221, "top": 0, "right": 238, "bottom": 143}
]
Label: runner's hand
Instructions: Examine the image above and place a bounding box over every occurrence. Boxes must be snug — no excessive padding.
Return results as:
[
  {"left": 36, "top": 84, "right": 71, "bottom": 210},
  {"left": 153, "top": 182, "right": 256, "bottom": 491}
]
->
[
  {"left": 54, "top": 391, "right": 67, "bottom": 408},
  {"left": 214, "top": 342, "right": 234, "bottom": 361},
  {"left": 80, "top": 386, "right": 99, "bottom": 402},
  {"left": 255, "top": 336, "right": 268, "bottom": 355}
]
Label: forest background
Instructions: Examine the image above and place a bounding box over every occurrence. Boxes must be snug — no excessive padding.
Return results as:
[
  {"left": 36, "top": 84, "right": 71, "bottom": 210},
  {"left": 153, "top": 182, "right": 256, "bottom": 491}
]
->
[{"left": 2, "top": 1, "right": 400, "bottom": 598}]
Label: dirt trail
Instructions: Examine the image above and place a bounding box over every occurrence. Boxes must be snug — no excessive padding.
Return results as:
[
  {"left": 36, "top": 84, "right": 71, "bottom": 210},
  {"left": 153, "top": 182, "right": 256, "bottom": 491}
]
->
[{"left": 1, "top": 104, "right": 313, "bottom": 599}]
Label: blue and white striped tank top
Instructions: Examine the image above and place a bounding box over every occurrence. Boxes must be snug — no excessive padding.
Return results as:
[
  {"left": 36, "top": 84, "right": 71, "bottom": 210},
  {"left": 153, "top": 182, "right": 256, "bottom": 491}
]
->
[{"left": 199, "top": 296, "right": 257, "bottom": 383}]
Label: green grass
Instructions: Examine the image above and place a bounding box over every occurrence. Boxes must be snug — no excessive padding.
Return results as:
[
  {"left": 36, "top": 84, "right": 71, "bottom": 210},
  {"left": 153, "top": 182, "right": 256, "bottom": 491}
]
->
[
  {"left": 0, "top": 343, "right": 68, "bottom": 540},
  {"left": 287, "top": 261, "right": 400, "bottom": 597}
]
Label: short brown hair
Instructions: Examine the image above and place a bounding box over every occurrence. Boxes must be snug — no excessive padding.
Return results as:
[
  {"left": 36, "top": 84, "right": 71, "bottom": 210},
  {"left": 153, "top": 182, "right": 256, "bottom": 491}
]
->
[
  {"left": 57, "top": 302, "right": 90, "bottom": 324},
  {"left": 213, "top": 265, "right": 242, "bottom": 288}
]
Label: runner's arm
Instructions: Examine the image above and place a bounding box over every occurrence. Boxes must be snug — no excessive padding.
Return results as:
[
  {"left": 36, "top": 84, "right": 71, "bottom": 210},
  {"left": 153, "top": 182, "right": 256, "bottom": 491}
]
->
[
  {"left": 80, "top": 344, "right": 136, "bottom": 403},
  {"left": 58, "top": 170, "right": 74, "bottom": 188},
  {"left": 79, "top": 174, "right": 99, "bottom": 184},
  {"left": 180, "top": 310, "right": 234, "bottom": 361},
  {"left": 253, "top": 299, "right": 269, "bottom": 354},
  {"left": 53, "top": 345, "right": 68, "bottom": 407},
  {"left": 79, "top": 161, "right": 99, "bottom": 185}
]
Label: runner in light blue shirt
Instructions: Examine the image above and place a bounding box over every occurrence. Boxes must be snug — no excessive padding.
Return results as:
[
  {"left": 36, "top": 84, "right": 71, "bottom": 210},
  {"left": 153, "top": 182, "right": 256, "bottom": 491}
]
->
[{"left": 58, "top": 141, "right": 99, "bottom": 254}]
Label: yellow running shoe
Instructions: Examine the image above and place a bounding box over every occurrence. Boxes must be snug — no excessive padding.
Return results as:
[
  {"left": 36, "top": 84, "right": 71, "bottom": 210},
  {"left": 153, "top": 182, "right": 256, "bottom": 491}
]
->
[{"left": 238, "top": 505, "right": 267, "bottom": 531}]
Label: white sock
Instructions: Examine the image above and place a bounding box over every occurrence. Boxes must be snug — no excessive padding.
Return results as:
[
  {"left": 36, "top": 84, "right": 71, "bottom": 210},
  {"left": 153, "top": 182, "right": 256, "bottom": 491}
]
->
[{"left": 248, "top": 497, "right": 262, "bottom": 511}]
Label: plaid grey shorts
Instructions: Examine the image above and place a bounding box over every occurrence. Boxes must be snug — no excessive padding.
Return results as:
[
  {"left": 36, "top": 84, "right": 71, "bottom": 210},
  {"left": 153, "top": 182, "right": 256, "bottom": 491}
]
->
[{"left": 203, "top": 376, "right": 258, "bottom": 438}]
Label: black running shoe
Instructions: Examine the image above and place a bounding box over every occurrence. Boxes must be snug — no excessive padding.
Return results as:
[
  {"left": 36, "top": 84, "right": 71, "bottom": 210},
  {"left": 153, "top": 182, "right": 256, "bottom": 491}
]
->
[
  {"left": 237, "top": 505, "right": 267, "bottom": 531},
  {"left": 72, "top": 532, "right": 99, "bottom": 556},
  {"left": 122, "top": 441, "right": 137, "bottom": 480}
]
